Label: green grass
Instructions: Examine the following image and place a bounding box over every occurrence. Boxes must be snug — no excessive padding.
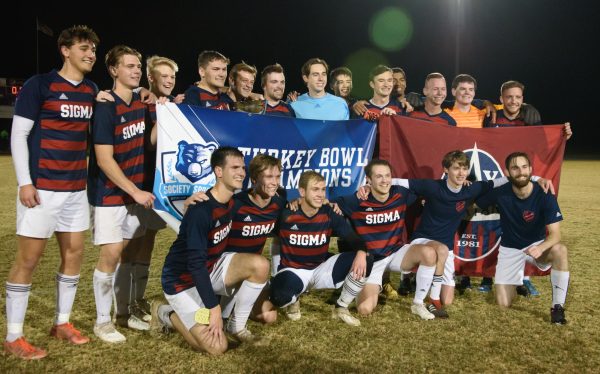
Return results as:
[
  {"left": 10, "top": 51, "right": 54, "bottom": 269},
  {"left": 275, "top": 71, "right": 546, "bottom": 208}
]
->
[{"left": 1, "top": 155, "right": 599, "bottom": 373}]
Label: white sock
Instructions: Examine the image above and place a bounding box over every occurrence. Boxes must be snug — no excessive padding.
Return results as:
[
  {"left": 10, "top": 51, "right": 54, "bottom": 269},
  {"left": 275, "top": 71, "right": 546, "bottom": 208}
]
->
[
  {"left": 551, "top": 269, "right": 570, "bottom": 306},
  {"left": 113, "top": 262, "right": 132, "bottom": 316},
  {"left": 337, "top": 273, "right": 367, "bottom": 308},
  {"left": 5, "top": 282, "right": 31, "bottom": 342},
  {"left": 413, "top": 265, "right": 435, "bottom": 305},
  {"left": 220, "top": 294, "right": 236, "bottom": 319},
  {"left": 132, "top": 263, "right": 149, "bottom": 302},
  {"left": 270, "top": 240, "right": 281, "bottom": 277},
  {"left": 524, "top": 276, "right": 531, "bottom": 281},
  {"left": 93, "top": 269, "right": 115, "bottom": 325},
  {"left": 158, "top": 305, "right": 174, "bottom": 328},
  {"left": 227, "top": 280, "right": 266, "bottom": 334},
  {"left": 429, "top": 274, "right": 443, "bottom": 301},
  {"left": 55, "top": 273, "right": 80, "bottom": 325}
]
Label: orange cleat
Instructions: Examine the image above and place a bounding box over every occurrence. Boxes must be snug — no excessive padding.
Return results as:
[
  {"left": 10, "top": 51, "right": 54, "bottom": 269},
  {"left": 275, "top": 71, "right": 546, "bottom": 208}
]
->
[
  {"left": 50, "top": 322, "right": 90, "bottom": 345},
  {"left": 3, "top": 337, "right": 48, "bottom": 360}
]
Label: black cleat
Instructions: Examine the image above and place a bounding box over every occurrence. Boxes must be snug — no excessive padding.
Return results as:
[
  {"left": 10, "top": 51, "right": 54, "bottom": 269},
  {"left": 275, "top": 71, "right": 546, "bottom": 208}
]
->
[
  {"left": 516, "top": 285, "right": 530, "bottom": 297},
  {"left": 398, "top": 276, "right": 412, "bottom": 296},
  {"left": 427, "top": 303, "right": 449, "bottom": 319},
  {"left": 551, "top": 304, "right": 567, "bottom": 325}
]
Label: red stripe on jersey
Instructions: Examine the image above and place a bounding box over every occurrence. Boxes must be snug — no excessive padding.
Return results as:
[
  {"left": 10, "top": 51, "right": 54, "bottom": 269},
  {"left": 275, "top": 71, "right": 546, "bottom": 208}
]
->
[
  {"left": 285, "top": 213, "right": 330, "bottom": 224},
  {"left": 118, "top": 154, "right": 144, "bottom": 171},
  {"left": 106, "top": 172, "right": 144, "bottom": 189},
  {"left": 39, "top": 158, "right": 87, "bottom": 171},
  {"left": 41, "top": 139, "right": 87, "bottom": 151},
  {"left": 409, "top": 111, "right": 452, "bottom": 125},
  {"left": 49, "top": 82, "right": 94, "bottom": 94},
  {"left": 282, "top": 244, "right": 329, "bottom": 257},
  {"left": 115, "top": 101, "right": 146, "bottom": 115},
  {"left": 40, "top": 119, "right": 89, "bottom": 132},
  {"left": 114, "top": 119, "right": 145, "bottom": 135},
  {"left": 227, "top": 237, "right": 266, "bottom": 253},
  {"left": 41, "top": 100, "right": 94, "bottom": 113},
  {"left": 114, "top": 137, "right": 144, "bottom": 154},
  {"left": 36, "top": 178, "right": 86, "bottom": 191},
  {"left": 365, "top": 237, "right": 402, "bottom": 250},
  {"left": 199, "top": 92, "right": 219, "bottom": 101},
  {"left": 102, "top": 194, "right": 133, "bottom": 205},
  {"left": 355, "top": 220, "right": 405, "bottom": 235}
]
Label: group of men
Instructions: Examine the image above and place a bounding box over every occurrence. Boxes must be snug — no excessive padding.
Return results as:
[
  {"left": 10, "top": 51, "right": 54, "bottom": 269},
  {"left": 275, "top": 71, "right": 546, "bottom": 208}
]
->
[{"left": 4, "top": 24, "right": 571, "bottom": 359}]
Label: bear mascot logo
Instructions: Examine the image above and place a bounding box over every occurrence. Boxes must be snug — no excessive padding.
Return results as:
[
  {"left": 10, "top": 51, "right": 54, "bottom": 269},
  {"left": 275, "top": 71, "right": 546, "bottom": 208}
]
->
[{"left": 175, "top": 141, "right": 218, "bottom": 183}]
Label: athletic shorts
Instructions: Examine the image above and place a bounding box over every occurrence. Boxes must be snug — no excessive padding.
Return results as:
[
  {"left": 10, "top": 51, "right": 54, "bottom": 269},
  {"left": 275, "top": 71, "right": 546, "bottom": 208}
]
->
[
  {"left": 138, "top": 208, "right": 167, "bottom": 231},
  {"left": 366, "top": 244, "right": 411, "bottom": 288},
  {"left": 164, "top": 252, "right": 236, "bottom": 330},
  {"left": 91, "top": 204, "right": 145, "bottom": 245},
  {"left": 410, "top": 238, "right": 455, "bottom": 286},
  {"left": 16, "top": 189, "right": 89, "bottom": 238},
  {"left": 275, "top": 253, "right": 343, "bottom": 293},
  {"left": 495, "top": 240, "right": 550, "bottom": 285}
]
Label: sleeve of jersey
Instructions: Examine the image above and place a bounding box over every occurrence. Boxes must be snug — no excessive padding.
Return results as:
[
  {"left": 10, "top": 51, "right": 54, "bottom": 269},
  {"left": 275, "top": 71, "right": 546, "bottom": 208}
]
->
[
  {"left": 182, "top": 87, "right": 201, "bottom": 106},
  {"left": 13, "top": 76, "right": 42, "bottom": 121},
  {"left": 544, "top": 194, "right": 564, "bottom": 225},
  {"left": 334, "top": 195, "right": 355, "bottom": 217},
  {"left": 330, "top": 209, "right": 366, "bottom": 251},
  {"left": 92, "top": 102, "right": 116, "bottom": 145},
  {"left": 186, "top": 207, "right": 219, "bottom": 309},
  {"left": 401, "top": 179, "right": 433, "bottom": 196},
  {"left": 391, "top": 178, "right": 410, "bottom": 189}
]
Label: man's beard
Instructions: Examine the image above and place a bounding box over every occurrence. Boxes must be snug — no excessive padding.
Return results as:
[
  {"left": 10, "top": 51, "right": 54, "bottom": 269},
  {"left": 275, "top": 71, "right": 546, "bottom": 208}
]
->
[{"left": 510, "top": 174, "right": 530, "bottom": 188}]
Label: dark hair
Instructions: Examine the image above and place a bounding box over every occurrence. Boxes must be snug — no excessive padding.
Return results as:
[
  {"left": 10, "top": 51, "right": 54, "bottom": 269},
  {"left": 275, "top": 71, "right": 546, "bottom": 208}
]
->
[
  {"left": 197, "top": 50, "right": 230, "bottom": 69},
  {"left": 249, "top": 154, "right": 282, "bottom": 182},
  {"left": 391, "top": 67, "right": 406, "bottom": 78},
  {"left": 301, "top": 58, "right": 329, "bottom": 77},
  {"left": 210, "top": 146, "right": 244, "bottom": 170},
  {"left": 369, "top": 65, "right": 393, "bottom": 82},
  {"left": 261, "top": 63, "right": 284, "bottom": 87},
  {"left": 365, "top": 159, "right": 392, "bottom": 178},
  {"left": 442, "top": 150, "right": 469, "bottom": 169},
  {"left": 329, "top": 67, "right": 352, "bottom": 90},
  {"left": 451, "top": 74, "right": 477, "bottom": 90},
  {"left": 105, "top": 45, "right": 142, "bottom": 72},
  {"left": 57, "top": 25, "right": 99, "bottom": 59},
  {"left": 505, "top": 152, "right": 531, "bottom": 169}
]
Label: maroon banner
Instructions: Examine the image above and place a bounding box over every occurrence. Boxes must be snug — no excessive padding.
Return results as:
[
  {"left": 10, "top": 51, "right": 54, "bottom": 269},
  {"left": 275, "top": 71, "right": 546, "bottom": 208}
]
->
[{"left": 378, "top": 116, "right": 566, "bottom": 276}]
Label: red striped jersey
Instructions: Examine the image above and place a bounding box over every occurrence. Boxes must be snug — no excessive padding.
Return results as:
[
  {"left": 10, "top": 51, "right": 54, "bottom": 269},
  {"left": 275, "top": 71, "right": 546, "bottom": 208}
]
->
[
  {"left": 409, "top": 109, "right": 457, "bottom": 126},
  {"left": 161, "top": 191, "right": 233, "bottom": 308},
  {"left": 88, "top": 91, "right": 149, "bottom": 206},
  {"left": 14, "top": 70, "right": 97, "bottom": 191},
  {"left": 183, "top": 85, "right": 232, "bottom": 110},
  {"left": 360, "top": 98, "right": 406, "bottom": 121},
  {"left": 485, "top": 110, "right": 526, "bottom": 127},
  {"left": 226, "top": 191, "right": 286, "bottom": 254},
  {"left": 278, "top": 205, "right": 359, "bottom": 270},
  {"left": 335, "top": 186, "right": 414, "bottom": 260},
  {"left": 265, "top": 101, "right": 296, "bottom": 117}
]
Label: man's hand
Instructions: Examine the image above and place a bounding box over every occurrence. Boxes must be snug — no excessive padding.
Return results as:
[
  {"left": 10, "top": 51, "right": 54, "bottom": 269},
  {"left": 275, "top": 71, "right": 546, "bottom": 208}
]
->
[
  {"left": 157, "top": 96, "right": 169, "bottom": 105},
  {"left": 537, "top": 178, "right": 556, "bottom": 195},
  {"left": 249, "top": 92, "right": 265, "bottom": 101},
  {"left": 356, "top": 185, "right": 371, "bottom": 200},
  {"left": 564, "top": 122, "right": 572, "bottom": 140},
  {"left": 173, "top": 94, "right": 185, "bottom": 104},
  {"left": 19, "top": 184, "right": 40, "bottom": 208},
  {"left": 183, "top": 191, "right": 209, "bottom": 213},
  {"left": 524, "top": 245, "right": 544, "bottom": 259},
  {"left": 287, "top": 91, "right": 299, "bottom": 102},
  {"left": 96, "top": 90, "right": 114, "bottom": 102},
  {"left": 139, "top": 87, "right": 158, "bottom": 104},
  {"left": 482, "top": 100, "right": 497, "bottom": 123},
  {"left": 288, "top": 198, "right": 301, "bottom": 211},
  {"left": 329, "top": 202, "right": 343, "bottom": 215},
  {"left": 207, "top": 305, "right": 223, "bottom": 348},
  {"left": 381, "top": 107, "right": 397, "bottom": 116},
  {"left": 350, "top": 250, "right": 367, "bottom": 279},
  {"left": 352, "top": 100, "right": 368, "bottom": 116},
  {"left": 132, "top": 189, "right": 155, "bottom": 209},
  {"left": 400, "top": 98, "right": 414, "bottom": 113}
]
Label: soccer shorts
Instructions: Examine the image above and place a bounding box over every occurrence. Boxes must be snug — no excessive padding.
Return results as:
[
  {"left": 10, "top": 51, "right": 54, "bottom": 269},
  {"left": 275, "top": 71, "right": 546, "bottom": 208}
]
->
[
  {"left": 366, "top": 244, "right": 411, "bottom": 288},
  {"left": 164, "top": 252, "right": 236, "bottom": 330},
  {"left": 16, "top": 189, "right": 89, "bottom": 238},
  {"left": 495, "top": 240, "right": 550, "bottom": 285},
  {"left": 410, "top": 238, "right": 455, "bottom": 286},
  {"left": 91, "top": 204, "right": 145, "bottom": 245},
  {"left": 275, "top": 253, "right": 344, "bottom": 293}
]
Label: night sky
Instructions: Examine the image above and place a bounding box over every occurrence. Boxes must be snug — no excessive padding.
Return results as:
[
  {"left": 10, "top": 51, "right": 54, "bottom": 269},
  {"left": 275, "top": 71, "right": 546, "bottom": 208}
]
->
[{"left": 2, "top": 0, "right": 598, "bottom": 156}]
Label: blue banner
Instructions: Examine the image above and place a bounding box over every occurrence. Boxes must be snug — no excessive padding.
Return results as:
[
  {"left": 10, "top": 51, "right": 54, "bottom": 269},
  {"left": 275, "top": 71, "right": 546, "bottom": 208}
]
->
[{"left": 153, "top": 103, "right": 377, "bottom": 230}]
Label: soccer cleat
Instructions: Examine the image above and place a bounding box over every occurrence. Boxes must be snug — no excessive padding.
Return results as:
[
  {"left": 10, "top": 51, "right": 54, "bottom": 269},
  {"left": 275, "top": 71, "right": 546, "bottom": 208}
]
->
[
  {"left": 551, "top": 304, "right": 567, "bottom": 325},
  {"left": 456, "top": 276, "right": 472, "bottom": 294},
  {"left": 411, "top": 303, "right": 435, "bottom": 320},
  {"left": 523, "top": 279, "right": 540, "bottom": 297},
  {"left": 326, "top": 288, "right": 342, "bottom": 305},
  {"left": 478, "top": 278, "right": 493, "bottom": 293},
  {"left": 50, "top": 322, "right": 90, "bottom": 345},
  {"left": 3, "top": 337, "right": 48, "bottom": 360},
  {"left": 398, "top": 276, "right": 412, "bottom": 296},
  {"left": 133, "top": 299, "right": 152, "bottom": 322},
  {"left": 116, "top": 314, "right": 150, "bottom": 331},
  {"left": 516, "top": 285, "right": 530, "bottom": 297},
  {"left": 227, "top": 328, "right": 271, "bottom": 346},
  {"left": 94, "top": 322, "right": 126, "bottom": 343},
  {"left": 427, "top": 303, "right": 449, "bottom": 319},
  {"left": 285, "top": 301, "right": 301, "bottom": 321},
  {"left": 382, "top": 282, "right": 399, "bottom": 300},
  {"left": 332, "top": 307, "right": 361, "bottom": 327},
  {"left": 150, "top": 299, "right": 166, "bottom": 333}
]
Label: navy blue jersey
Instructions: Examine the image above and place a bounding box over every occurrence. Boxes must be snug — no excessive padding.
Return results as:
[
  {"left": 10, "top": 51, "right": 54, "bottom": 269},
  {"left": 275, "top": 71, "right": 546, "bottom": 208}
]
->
[
  {"left": 335, "top": 185, "right": 414, "bottom": 260},
  {"left": 278, "top": 205, "right": 362, "bottom": 270},
  {"left": 15, "top": 70, "right": 97, "bottom": 191},
  {"left": 265, "top": 101, "right": 296, "bottom": 117},
  {"left": 88, "top": 91, "right": 148, "bottom": 206},
  {"left": 357, "top": 98, "right": 406, "bottom": 120},
  {"left": 409, "top": 110, "right": 457, "bottom": 126},
  {"left": 183, "top": 85, "right": 232, "bottom": 110},
  {"left": 161, "top": 191, "right": 233, "bottom": 308},
  {"left": 485, "top": 110, "right": 527, "bottom": 128},
  {"left": 409, "top": 179, "right": 494, "bottom": 249},
  {"left": 226, "top": 191, "right": 286, "bottom": 254},
  {"left": 476, "top": 183, "right": 563, "bottom": 248}
]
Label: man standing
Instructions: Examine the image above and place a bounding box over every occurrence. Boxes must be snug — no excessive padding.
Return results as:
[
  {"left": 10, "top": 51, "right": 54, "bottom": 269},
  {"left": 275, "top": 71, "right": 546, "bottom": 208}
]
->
[
  {"left": 408, "top": 73, "right": 457, "bottom": 126},
  {"left": 261, "top": 64, "right": 295, "bottom": 117},
  {"left": 183, "top": 50, "right": 233, "bottom": 110},
  {"left": 475, "top": 152, "right": 569, "bottom": 324},
  {"left": 444, "top": 74, "right": 486, "bottom": 128},
  {"left": 330, "top": 66, "right": 356, "bottom": 107},
  {"left": 290, "top": 58, "right": 349, "bottom": 120},
  {"left": 226, "top": 62, "right": 258, "bottom": 103},
  {"left": 357, "top": 65, "right": 406, "bottom": 121},
  {"left": 5, "top": 25, "right": 99, "bottom": 360}
]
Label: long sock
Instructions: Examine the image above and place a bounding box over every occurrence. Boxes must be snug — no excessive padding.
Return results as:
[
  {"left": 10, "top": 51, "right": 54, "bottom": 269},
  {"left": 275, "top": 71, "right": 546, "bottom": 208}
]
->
[
  {"left": 429, "top": 274, "right": 443, "bottom": 302},
  {"left": 132, "top": 263, "right": 149, "bottom": 302},
  {"left": 524, "top": 275, "right": 531, "bottom": 281},
  {"left": 227, "top": 280, "right": 266, "bottom": 334},
  {"left": 113, "top": 262, "right": 132, "bottom": 316},
  {"left": 55, "top": 273, "right": 80, "bottom": 325},
  {"left": 93, "top": 269, "right": 115, "bottom": 325},
  {"left": 551, "top": 269, "right": 570, "bottom": 306},
  {"left": 270, "top": 240, "right": 281, "bottom": 277},
  {"left": 413, "top": 265, "right": 435, "bottom": 305},
  {"left": 5, "top": 282, "right": 31, "bottom": 342},
  {"left": 337, "top": 273, "right": 367, "bottom": 308},
  {"left": 158, "top": 305, "right": 174, "bottom": 328}
]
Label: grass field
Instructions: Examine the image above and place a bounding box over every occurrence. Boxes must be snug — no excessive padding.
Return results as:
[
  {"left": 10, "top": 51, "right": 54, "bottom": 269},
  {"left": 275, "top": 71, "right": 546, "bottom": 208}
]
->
[{"left": 1, "top": 155, "right": 599, "bottom": 373}]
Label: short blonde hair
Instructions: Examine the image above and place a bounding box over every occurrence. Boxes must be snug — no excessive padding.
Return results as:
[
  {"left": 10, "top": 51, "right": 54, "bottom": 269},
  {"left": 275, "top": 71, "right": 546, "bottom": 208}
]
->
[{"left": 146, "top": 55, "right": 179, "bottom": 79}]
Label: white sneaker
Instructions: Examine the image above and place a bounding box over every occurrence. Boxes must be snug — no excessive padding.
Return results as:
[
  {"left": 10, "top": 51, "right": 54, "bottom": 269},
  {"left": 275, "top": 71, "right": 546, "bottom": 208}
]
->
[
  {"left": 332, "top": 307, "right": 361, "bottom": 327},
  {"left": 286, "top": 301, "right": 301, "bottom": 321},
  {"left": 127, "top": 315, "right": 150, "bottom": 331},
  {"left": 94, "top": 322, "right": 126, "bottom": 343},
  {"left": 411, "top": 303, "right": 435, "bottom": 320},
  {"left": 228, "top": 328, "right": 271, "bottom": 346}
]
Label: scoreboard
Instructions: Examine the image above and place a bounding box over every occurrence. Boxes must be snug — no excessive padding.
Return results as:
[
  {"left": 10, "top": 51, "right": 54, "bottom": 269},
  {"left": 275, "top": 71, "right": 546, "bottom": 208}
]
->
[{"left": 0, "top": 77, "right": 24, "bottom": 106}]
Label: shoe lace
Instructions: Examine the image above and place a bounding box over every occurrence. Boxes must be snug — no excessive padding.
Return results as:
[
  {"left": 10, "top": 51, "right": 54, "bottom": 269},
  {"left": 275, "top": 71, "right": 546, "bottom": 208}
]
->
[{"left": 14, "top": 338, "right": 37, "bottom": 354}]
